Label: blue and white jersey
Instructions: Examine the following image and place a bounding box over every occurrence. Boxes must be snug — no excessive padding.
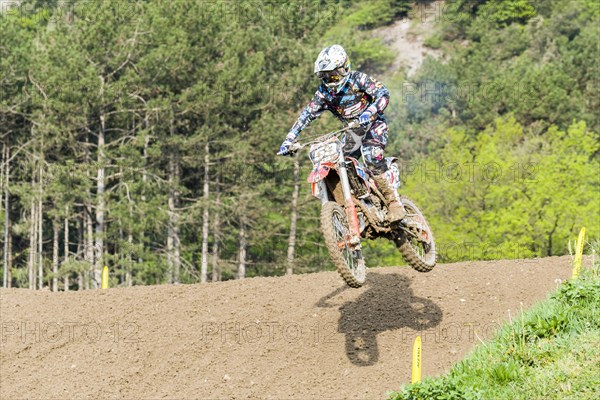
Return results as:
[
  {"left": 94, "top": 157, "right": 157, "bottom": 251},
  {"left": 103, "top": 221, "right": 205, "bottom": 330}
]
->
[{"left": 288, "top": 71, "right": 390, "bottom": 138}]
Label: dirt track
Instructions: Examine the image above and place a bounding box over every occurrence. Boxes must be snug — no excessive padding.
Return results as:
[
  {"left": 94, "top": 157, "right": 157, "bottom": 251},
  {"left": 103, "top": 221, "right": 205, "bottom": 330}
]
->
[{"left": 1, "top": 256, "right": 575, "bottom": 399}]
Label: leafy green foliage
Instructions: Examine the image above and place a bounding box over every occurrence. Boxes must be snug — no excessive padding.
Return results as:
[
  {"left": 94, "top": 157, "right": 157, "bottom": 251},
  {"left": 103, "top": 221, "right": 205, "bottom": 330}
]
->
[
  {"left": 1, "top": 0, "right": 598, "bottom": 285},
  {"left": 342, "top": 0, "right": 411, "bottom": 30},
  {"left": 403, "top": 117, "right": 599, "bottom": 262},
  {"left": 389, "top": 377, "right": 468, "bottom": 400},
  {"left": 413, "top": 0, "right": 599, "bottom": 133},
  {"left": 489, "top": 360, "right": 520, "bottom": 383},
  {"left": 1, "top": 0, "right": 339, "bottom": 286},
  {"left": 479, "top": 0, "right": 537, "bottom": 27}
]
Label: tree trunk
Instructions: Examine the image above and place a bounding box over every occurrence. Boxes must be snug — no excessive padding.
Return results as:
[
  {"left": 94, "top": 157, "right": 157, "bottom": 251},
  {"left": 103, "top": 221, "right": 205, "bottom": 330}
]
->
[
  {"left": 77, "top": 210, "right": 84, "bottom": 290},
  {"left": 138, "top": 123, "right": 149, "bottom": 268},
  {"left": 126, "top": 230, "right": 133, "bottom": 287},
  {"left": 28, "top": 172, "right": 36, "bottom": 290},
  {"left": 36, "top": 126, "right": 45, "bottom": 290},
  {"left": 286, "top": 158, "right": 300, "bottom": 276},
  {"left": 237, "top": 214, "right": 246, "bottom": 280},
  {"left": 211, "top": 176, "right": 221, "bottom": 282},
  {"left": 64, "top": 211, "right": 69, "bottom": 291},
  {"left": 1, "top": 147, "right": 10, "bottom": 286},
  {"left": 77, "top": 211, "right": 83, "bottom": 290},
  {"left": 84, "top": 130, "right": 93, "bottom": 290},
  {"left": 200, "top": 142, "right": 210, "bottom": 283},
  {"left": 118, "top": 219, "right": 123, "bottom": 284},
  {"left": 167, "top": 152, "right": 181, "bottom": 284},
  {"left": 37, "top": 167, "right": 43, "bottom": 290},
  {"left": 85, "top": 206, "right": 93, "bottom": 290},
  {"left": 94, "top": 114, "right": 106, "bottom": 288},
  {"left": 124, "top": 195, "right": 133, "bottom": 287},
  {"left": 166, "top": 228, "right": 173, "bottom": 282},
  {"left": 2, "top": 144, "right": 9, "bottom": 288},
  {"left": 52, "top": 221, "right": 59, "bottom": 291},
  {"left": 6, "top": 229, "right": 12, "bottom": 288},
  {"left": 0, "top": 143, "right": 4, "bottom": 212}
]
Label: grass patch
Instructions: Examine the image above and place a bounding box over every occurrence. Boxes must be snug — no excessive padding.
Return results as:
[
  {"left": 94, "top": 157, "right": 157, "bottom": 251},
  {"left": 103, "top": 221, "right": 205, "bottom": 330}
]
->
[{"left": 388, "top": 263, "right": 600, "bottom": 400}]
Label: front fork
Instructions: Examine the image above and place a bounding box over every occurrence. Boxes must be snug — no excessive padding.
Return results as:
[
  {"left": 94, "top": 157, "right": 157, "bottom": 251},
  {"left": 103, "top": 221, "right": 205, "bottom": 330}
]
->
[{"left": 337, "top": 158, "right": 362, "bottom": 247}]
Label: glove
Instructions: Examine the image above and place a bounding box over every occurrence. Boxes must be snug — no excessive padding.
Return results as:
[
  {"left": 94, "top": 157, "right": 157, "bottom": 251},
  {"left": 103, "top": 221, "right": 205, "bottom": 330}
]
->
[
  {"left": 359, "top": 110, "right": 373, "bottom": 126},
  {"left": 278, "top": 135, "right": 295, "bottom": 156}
]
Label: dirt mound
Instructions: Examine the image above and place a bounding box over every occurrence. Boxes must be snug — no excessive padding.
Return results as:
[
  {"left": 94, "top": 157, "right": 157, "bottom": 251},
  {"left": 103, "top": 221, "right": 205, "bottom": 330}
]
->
[{"left": 1, "top": 256, "right": 574, "bottom": 399}]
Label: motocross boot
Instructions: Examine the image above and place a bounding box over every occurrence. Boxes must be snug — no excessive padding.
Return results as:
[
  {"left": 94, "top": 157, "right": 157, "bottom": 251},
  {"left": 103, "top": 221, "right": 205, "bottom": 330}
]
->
[{"left": 374, "top": 173, "right": 406, "bottom": 223}]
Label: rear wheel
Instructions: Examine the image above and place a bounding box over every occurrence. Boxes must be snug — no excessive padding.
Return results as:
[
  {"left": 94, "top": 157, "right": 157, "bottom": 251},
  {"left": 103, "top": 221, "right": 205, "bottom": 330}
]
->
[
  {"left": 396, "top": 196, "right": 436, "bottom": 272},
  {"left": 321, "top": 202, "right": 366, "bottom": 287}
]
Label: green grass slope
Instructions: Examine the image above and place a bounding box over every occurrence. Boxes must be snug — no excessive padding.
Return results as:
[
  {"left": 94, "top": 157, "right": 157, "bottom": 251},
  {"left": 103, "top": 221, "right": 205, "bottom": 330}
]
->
[{"left": 388, "top": 261, "right": 600, "bottom": 400}]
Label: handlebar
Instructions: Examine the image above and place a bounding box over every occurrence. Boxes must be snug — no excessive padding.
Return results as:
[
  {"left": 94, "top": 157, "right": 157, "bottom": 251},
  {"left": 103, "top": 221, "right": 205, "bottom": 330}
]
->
[
  {"left": 276, "top": 142, "right": 302, "bottom": 156},
  {"left": 277, "top": 122, "right": 360, "bottom": 156}
]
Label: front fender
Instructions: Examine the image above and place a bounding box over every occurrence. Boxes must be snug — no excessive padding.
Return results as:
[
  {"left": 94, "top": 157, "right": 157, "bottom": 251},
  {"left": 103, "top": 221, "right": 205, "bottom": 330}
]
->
[
  {"left": 308, "top": 162, "right": 335, "bottom": 183},
  {"left": 311, "top": 180, "right": 330, "bottom": 203}
]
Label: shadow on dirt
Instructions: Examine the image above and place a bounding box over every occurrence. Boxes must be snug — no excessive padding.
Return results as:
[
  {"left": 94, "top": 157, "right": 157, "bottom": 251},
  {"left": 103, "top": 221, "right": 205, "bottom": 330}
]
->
[{"left": 316, "top": 271, "right": 442, "bottom": 366}]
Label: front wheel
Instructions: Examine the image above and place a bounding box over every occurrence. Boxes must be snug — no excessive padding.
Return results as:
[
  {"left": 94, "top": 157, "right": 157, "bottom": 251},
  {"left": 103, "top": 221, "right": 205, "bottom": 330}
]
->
[
  {"left": 396, "top": 196, "right": 436, "bottom": 272},
  {"left": 321, "top": 202, "right": 366, "bottom": 288}
]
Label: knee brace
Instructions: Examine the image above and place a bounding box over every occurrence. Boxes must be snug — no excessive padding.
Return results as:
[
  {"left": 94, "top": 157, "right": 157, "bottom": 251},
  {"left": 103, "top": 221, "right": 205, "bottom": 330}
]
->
[{"left": 362, "top": 144, "right": 388, "bottom": 175}]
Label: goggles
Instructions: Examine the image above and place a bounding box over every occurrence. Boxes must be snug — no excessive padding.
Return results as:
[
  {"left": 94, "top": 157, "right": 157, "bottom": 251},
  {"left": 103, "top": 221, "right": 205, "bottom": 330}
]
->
[{"left": 317, "top": 69, "right": 343, "bottom": 84}]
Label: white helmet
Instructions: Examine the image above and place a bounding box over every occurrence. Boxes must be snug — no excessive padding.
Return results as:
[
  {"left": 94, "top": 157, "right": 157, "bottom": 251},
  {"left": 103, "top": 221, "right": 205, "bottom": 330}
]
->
[{"left": 314, "top": 45, "right": 351, "bottom": 92}]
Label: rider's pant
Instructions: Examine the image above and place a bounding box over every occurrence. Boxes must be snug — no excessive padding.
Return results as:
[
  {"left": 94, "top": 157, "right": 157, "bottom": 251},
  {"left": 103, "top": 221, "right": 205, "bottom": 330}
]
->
[{"left": 342, "top": 118, "right": 389, "bottom": 175}]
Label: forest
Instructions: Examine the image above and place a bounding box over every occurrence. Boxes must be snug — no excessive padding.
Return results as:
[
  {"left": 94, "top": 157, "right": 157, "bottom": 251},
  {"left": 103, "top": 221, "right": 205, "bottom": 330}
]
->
[{"left": 1, "top": 0, "right": 598, "bottom": 289}]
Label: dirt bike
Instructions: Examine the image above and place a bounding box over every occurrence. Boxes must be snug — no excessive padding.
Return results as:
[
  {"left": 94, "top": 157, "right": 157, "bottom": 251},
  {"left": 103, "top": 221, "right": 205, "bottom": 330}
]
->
[{"left": 278, "top": 122, "right": 436, "bottom": 287}]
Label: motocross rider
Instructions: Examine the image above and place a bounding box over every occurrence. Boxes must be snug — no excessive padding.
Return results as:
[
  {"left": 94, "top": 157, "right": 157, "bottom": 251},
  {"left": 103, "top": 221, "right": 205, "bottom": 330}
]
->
[{"left": 279, "top": 44, "right": 406, "bottom": 223}]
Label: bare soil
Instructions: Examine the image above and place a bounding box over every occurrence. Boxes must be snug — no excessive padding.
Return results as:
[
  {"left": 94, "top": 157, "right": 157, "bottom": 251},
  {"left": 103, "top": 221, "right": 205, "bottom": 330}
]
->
[
  {"left": 1, "top": 256, "right": 575, "bottom": 399},
  {"left": 372, "top": 11, "right": 441, "bottom": 77}
]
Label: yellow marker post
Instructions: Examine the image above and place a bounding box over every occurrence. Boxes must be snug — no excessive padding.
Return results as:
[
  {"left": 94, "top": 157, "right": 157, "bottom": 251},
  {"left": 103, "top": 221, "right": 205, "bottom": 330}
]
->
[
  {"left": 572, "top": 227, "right": 586, "bottom": 279},
  {"left": 412, "top": 336, "right": 422, "bottom": 383},
  {"left": 101, "top": 266, "right": 109, "bottom": 289}
]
